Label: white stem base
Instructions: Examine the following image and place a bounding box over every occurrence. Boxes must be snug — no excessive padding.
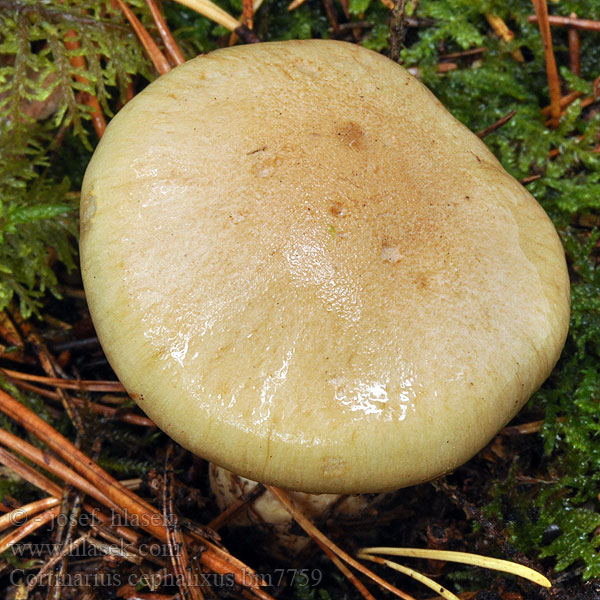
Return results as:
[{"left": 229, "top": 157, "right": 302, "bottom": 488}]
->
[{"left": 209, "top": 464, "right": 396, "bottom": 559}]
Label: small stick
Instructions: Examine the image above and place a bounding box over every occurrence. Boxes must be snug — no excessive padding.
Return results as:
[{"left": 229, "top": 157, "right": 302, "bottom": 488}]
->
[
  {"left": 242, "top": 0, "right": 254, "bottom": 30},
  {"left": 407, "top": 63, "right": 457, "bottom": 78},
  {"left": 0, "top": 446, "right": 62, "bottom": 497},
  {"left": 10, "top": 310, "right": 84, "bottom": 434},
  {"left": 389, "top": 0, "right": 408, "bottom": 63},
  {"left": 86, "top": 535, "right": 144, "bottom": 563},
  {"left": 0, "top": 428, "right": 119, "bottom": 514},
  {"left": 486, "top": 14, "right": 513, "bottom": 41},
  {"left": 146, "top": 0, "right": 186, "bottom": 66},
  {"left": 322, "top": 0, "right": 339, "bottom": 31},
  {"left": 163, "top": 445, "right": 204, "bottom": 600},
  {"left": 528, "top": 14, "right": 600, "bottom": 32},
  {"left": 287, "top": 0, "right": 307, "bottom": 10},
  {"left": 476, "top": 110, "right": 516, "bottom": 138},
  {"left": 0, "top": 506, "right": 60, "bottom": 554},
  {"left": 441, "top": 47, "right": 487, "bottom": 60},
  {"left": 0, "top": 496, "right": 60, "bottom": 533},
  {"left": 1, "top": 369, "right": 126, "bottom": 392},
  {"left": 9, "top": 380, "right": 154, "bottom": 427},
  {"left": 544, "top": 95, "right": 598, "bottom": 125},
  {"left": 115, "top": 0, "right": 172, "bottom": 74},
  {"left": 317, "top": 540, "right": 377, "bottom": 600},
  {"left": 501, "top": 419, "right": 545, "bottom": 434},
  {"left": 0, "top": 311, "right": 25, "bottom": 349},
  {"left": 339, "top": 0, "right": 350, "bottom": 19},
  {"left": 26, "top": 531, "right": 93, "bottom": 593},
  {"left": 52, "top": 337, "right": 99, "bottom": 353},
  {"left": 0, "top": 394, "right": 165, "bottom": 529},
  {"left": 485, "top": 15, "right": 524, "bottom": 62},
  {"left": 541, "top": 90, "right": 582, "bottom": 116},
  {"left": 207, "top": 482, "right": 266, "bottom": 530},
  {"left": 531, "top": 0, "right": 562, "bottom": 128},
  {"left": 0, "top": 390, "right": 272, "bottom": 597},
  {"left": 519, "top": 174, "right": 542, "bottom": 185},
  {"left": 175, "top": 0, "right": 241, "bottom": 30},
  {"left": 45, "top": 491, "right": 82, "bottom": 600},
  {"left": 229, "top": 0, "right": 265, "bottom": 47},
  {"left": 333, "top": 21, "right": 373, "bottom": 34},
  {"left": 267, "top": 485, "right": 417, "bottom": 600},
  {"left": 0, "top": 446, "right": 140, "bottom": 545},
  {"left": 63, "top": 30, "right": 107, "bottom": 138},
  {"left": 0, "top": 348, "right": 31, "bottom": 366},
  {"left": 568, "top": 13, "right": 580, "bottom": 76}
]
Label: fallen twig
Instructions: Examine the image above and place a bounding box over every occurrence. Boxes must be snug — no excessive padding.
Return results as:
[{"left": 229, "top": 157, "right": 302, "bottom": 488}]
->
[
  {"left": 531, "top": 0, "right": 562, "bottom": 128},
  {"left": 389, "top": 0, "right": 408, "bottom": 63},
  {"left": 1, "top": 369, "right": 126, "bottom": 392},
  {"left": 146, "top": 0, "right": 185, "bottom": 66},
  {"left": 0, "top": 496, "right": 60, "bottom": 533},
  {"left": 477, "top": 110, "right": 516, "bottom": 138},
  {"left": 115, "top": 0, "right": 171, "bottom": 74},
  {"left": 316, "top": 537, "right": 377, "bottom": 600},
  {"left": 207, "top": 481, "right": 266, "bottom": 531},
  {"left": 0, "top": 506, "right": 61, "bottom": 554},
  {"left": 8, "top": 378, "right": 154, "bottom": 427},
  {"left": 0, "top": 389, "right": 272, "bottom": 598},
  {"left": 64, "top": 29, "right": 107, "bottom": 138},
  {"left": 528, "top": 14, "right": 600, "bottom": 32},
  {"left": 10, "top": 310, "right": 85, "bottom": 434},
  {"left": 163, "top": 444, "right": 204, "bottom": 600},
  {"left": 486, "top": 14, "right": 524, "bottom": 62},
  {"left": 569, "top": 13, "right": 580, "bottom": 75},
  {"left": 267, "top": 485, "right": 417, "bottom": 600}
]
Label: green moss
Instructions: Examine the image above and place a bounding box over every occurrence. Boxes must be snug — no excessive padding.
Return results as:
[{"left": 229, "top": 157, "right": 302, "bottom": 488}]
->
[
  {"left": 387, "top": 0, "right": 600, "bottom": 580},
  {"left": 0, "top": 0, "right": 154, "bottom": 316}
]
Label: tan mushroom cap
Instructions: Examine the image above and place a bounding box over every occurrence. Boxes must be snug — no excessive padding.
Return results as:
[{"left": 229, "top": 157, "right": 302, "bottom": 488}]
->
[{"left": 80, "top": 40, "right": 570, "bottom": 494}]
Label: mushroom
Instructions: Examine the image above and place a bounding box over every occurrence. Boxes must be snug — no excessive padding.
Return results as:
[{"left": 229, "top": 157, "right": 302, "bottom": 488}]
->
[
  {"left": 209, "top": 463, "right": 398, "bottom": 558},
  {"left": 80, "top": 40, "right": 569, "bottom": 556}
]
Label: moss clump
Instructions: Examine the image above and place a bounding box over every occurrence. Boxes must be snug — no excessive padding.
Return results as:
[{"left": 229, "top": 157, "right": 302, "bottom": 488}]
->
[{"left": 0, "top": 0, "right": 154, "bottom": 315}]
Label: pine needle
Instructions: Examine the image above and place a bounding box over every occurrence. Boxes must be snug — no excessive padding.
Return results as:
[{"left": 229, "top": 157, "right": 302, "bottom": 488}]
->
[
  {"left": 357, "top": 553, "right": 460, "bottom": 600},
  {"left": 359, "top": 547, "right": 551, "bottom": 588}
]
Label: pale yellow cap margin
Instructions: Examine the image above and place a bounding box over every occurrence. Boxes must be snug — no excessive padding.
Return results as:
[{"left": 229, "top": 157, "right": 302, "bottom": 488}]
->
[{"left": 80, "top": 40, "right": 570, "bottom": 494}]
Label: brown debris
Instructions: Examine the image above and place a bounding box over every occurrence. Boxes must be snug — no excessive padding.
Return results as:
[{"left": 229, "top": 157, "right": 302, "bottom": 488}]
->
[
  {"left": 569, "top": 13, "right": 581, "bottom": 76},
  {"left": 114, "top": 0, "right": 172, "bottom": 75},
  {"left": 267, "top": 485, "right": 416, "bottom": 600},
  {"left": 146, "top": 0, "right": 186, "bottom": 66},
  {"left": 528, "top": 13, "right": 600, "bottom": 32},
  {"left": 0, "top": 387, "right": 274, "bottom": 598},
  {"left": 531, "top": 0, "right": 562, "bottom": 128},
  {"left": 63, "top": 29, "right": 107, "bottom": 139},
  {"left": 388, "top": 0, "right": 408, "bottom": 63},
  {"left": 476, "top": 110, "right": 517, "bottom": 138}
]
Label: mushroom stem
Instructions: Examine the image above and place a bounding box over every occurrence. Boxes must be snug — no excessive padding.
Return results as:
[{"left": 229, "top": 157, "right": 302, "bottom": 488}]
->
[{"left": 209, "top": 464, "right": 395, "bottom": 559}]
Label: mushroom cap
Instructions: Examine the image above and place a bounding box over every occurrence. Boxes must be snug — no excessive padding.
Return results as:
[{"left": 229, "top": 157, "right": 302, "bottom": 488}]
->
[{"left": 80, "top": 40, "right": 570, "bottom": 494}]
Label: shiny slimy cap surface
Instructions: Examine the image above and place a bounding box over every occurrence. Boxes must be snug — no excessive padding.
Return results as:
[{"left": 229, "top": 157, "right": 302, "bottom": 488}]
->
[{"left": 81, "top": 40, "right": 570, "bottom": 493}]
